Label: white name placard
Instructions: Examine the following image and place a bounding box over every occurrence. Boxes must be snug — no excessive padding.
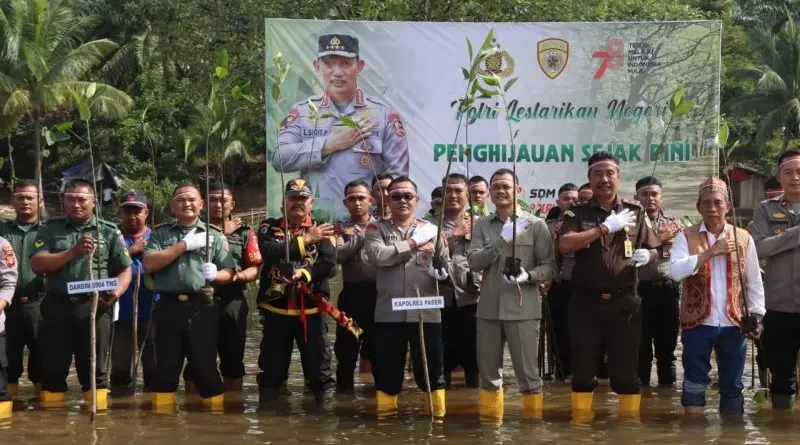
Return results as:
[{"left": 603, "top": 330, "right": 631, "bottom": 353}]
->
[
  {"left": 67, "top": 278, "right": 120, "bottom": 295},
  {"left": 391, "top": 296, "right": 445, "bottom": 311}
]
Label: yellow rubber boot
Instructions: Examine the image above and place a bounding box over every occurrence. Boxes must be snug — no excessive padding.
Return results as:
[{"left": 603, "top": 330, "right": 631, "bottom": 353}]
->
[
  {"left": 152, "top": 392, "right": 176, "bottom": 414},
  {"left": 618, "top": 394, "right": 641, "bottom": 418},
  {"left": 6, "top": 383, "right": 18, "bottom": 400},
  {"left": 201, "top": 394, "right": 225, "bottom": 412},
  {"left": 571, "top": 391, "right": 593, "bottom": 412},
  {"left": 478, "top": 389, "right": 504, "bottom": 424},
  {"left": 522, "top": 392, "right": 543, "bottom": 419},
  {"left": 423, "top": 389, "right": 446, "bottom": 419},
  {"left": 376, "top": 390, "right": 399, "bottom": 418},
  {"left": 84, "top": 389, "right": 109, "bottom": 411},
  {"left": 40, "top": 390, "right": 65, "bottom": 409},
  {"left": 0, "top": 400, "right": 11, "bottom": 419}
]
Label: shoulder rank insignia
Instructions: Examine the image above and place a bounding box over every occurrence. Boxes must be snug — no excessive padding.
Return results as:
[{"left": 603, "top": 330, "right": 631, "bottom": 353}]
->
[{"left": 2, "top": 244, "right": 15, "bottom": 268}]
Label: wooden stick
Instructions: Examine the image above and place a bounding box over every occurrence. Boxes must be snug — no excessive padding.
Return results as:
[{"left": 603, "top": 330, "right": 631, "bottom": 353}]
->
[{"left": 416, "top": 286, "right": 434, "bottom": 423}]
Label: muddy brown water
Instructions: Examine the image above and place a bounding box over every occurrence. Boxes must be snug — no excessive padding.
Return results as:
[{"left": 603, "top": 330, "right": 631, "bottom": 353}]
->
[{"left": 2, "top": 323, "right": 799, "bottom": 444}]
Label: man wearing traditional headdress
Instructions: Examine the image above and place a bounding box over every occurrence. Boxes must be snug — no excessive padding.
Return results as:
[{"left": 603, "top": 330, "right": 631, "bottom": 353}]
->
[{"left": 668, "top": 177, "right": 765, "bottom": 415}]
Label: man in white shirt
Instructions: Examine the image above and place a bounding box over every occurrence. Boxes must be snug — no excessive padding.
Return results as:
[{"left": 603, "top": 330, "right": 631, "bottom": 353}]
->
[{"left": 668, "top": 177, "right": 765, "bottom": 415}]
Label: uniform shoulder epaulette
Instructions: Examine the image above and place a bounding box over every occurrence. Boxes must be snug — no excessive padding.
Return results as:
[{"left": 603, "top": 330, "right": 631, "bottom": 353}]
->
[
  {"left": 766, "top": 195, "right": 783, "bottom": 203},
  {"left": 621, "top": 198, "right": 643, "bottom": 208},
  {"left": 98, "top": 219, "right": 118, "bottom": 229},
  {"left": 153, "top": 221, "right": 171, "bottom": 229},
  {"left": 365, "top": 95, "right": 388, "bottom": 108}
]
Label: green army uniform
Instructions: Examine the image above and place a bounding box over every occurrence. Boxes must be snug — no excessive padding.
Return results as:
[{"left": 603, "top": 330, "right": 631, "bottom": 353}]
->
[
  {"left": 145, "top": 220, "right": 234, "bottom": 400},
  {"left": 35, "top": 217, "right": 131, "bottom": 397},
  {"left": 0, "top": 219, "right": 44, "bottom": 393},
  {"left": 212, "top": 223, "right": 261, "bottom": 385}
]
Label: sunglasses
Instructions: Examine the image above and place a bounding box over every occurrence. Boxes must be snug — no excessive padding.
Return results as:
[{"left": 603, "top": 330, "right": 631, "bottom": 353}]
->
[{"left": 389, "top": 193, "right": 416, "bottom": 202}]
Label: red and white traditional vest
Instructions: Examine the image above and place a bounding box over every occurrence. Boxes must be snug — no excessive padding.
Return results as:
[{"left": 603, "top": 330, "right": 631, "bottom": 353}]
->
[{"left": 680, "top": 223, "right": 750, "bottom": 329}]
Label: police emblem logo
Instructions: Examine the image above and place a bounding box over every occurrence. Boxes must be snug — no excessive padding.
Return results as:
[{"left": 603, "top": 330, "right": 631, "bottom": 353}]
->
[
  {"left": 537, "top": 38, "right": 569, "bottom": 79},
  {"left": 477, "top": 39, "right": 515, "bottom": 78},
  {"left": 388, "top": 112, "right": 406, "bottom": 137},
  {"left": 328, "top": 36, "right": 342, "bottom": 50},
  {"left": 34, "top": 239, "right": 45, "bottom": 249},
  {"left": 775, "top": 229, "right": 785, "bottom": 235},
  {"left": 280, "top": 107, "right": 299, "bottom": 131},
  {"left": 127, "top": 191, "right": 137, "bottom": 201},
  {"left": 360, "top": 154, "right": 371, "bottom": 167}
]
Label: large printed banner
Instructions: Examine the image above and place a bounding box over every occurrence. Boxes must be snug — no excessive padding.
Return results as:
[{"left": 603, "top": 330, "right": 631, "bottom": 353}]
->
[{"left": 265, "top": 19, "right": 721, "bottom": 220}]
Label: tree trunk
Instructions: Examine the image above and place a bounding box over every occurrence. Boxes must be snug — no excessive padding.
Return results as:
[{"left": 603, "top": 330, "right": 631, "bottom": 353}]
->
[{"left": 32, "top": 107, "right": 46, "bottom": 220}]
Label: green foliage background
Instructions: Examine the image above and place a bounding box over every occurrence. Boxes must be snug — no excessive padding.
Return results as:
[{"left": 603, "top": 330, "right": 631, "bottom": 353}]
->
[{"left": 1, "top": 0, "right": 798, "bottom": 222}]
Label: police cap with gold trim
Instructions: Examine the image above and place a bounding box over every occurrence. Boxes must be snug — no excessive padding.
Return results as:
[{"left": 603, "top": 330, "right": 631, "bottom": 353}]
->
[
  {"left": 318, "top": 34, "right": 359, "bottom": 58},
  {"left": 286, "top": 178, "right": 313, "bottom": 197}
]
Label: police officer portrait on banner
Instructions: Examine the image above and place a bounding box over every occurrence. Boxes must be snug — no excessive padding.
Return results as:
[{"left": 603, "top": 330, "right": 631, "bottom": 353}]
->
[{"left": 272, "top": 34, "right": 409, "bottom": 219}]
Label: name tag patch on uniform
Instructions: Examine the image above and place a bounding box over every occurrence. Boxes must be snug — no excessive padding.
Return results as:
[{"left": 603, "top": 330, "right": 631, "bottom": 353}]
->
[
  {"left": 67, "top": 277, "right": 120, "bottom": 294},
  {"left": 392, "top": 296, "right": 444, "bottom": 311},
  {"left": 771, "top": 212, "right": 787, "bottom": 219}
]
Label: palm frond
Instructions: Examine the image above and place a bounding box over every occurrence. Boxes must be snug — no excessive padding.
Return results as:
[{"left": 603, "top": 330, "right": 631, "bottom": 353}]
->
[
  {"left": 222, "top": 139, "right": 249, "bottom": 161},
  {"left": 0, "top": 89, "right": 30, "bottom": 117},
  {"left": 60, "top": 81, "right": 132, "bottom": 119},
  {"left": 757, "top": 67, "right": 789, "bottom": 93},
  {"left": 44, "top": 39, "right": 118, "bottom": 84},
  {"left": 756, "top": 100, "right": 797, "bottom": 148},
  {"left": 724, "top": 91, "right": 785, "bottom": 115}
]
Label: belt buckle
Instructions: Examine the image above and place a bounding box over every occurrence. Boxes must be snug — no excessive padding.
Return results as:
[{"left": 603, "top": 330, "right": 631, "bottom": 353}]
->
[
  {"left": 20, "top": 296, "right": 29, "bottom": 303},
  {"left": 178, "top": 294, "right": 189, "bottom": 302},
  {"left": 600, "top": 292, "right": 611, "bottom": 300}
]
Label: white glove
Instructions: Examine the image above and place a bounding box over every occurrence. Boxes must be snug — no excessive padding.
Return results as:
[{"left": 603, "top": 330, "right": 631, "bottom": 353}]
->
[
  {"left": 502, "top": 267, "right": 530, "bottom": 283},
  {"left": 411, "top": 224, "right": 438, "bottom": 246},
  {"left": 632, "top": 249, "right": 650, "bottom": 267},
  {"left": 202, "top": 262, "right": 218, "bottom": 281},
  {"left": 428, "top": 264, "right": 449, "bottom": 281},
  {"left": 183, "top": 229, "right": 206, "bottom": 251},
  {"left": 500, "top": 218, "right": 529, "bottom": 242},
  {"left": 601, "top": 209, "right": 636, "bottom": 234}
]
